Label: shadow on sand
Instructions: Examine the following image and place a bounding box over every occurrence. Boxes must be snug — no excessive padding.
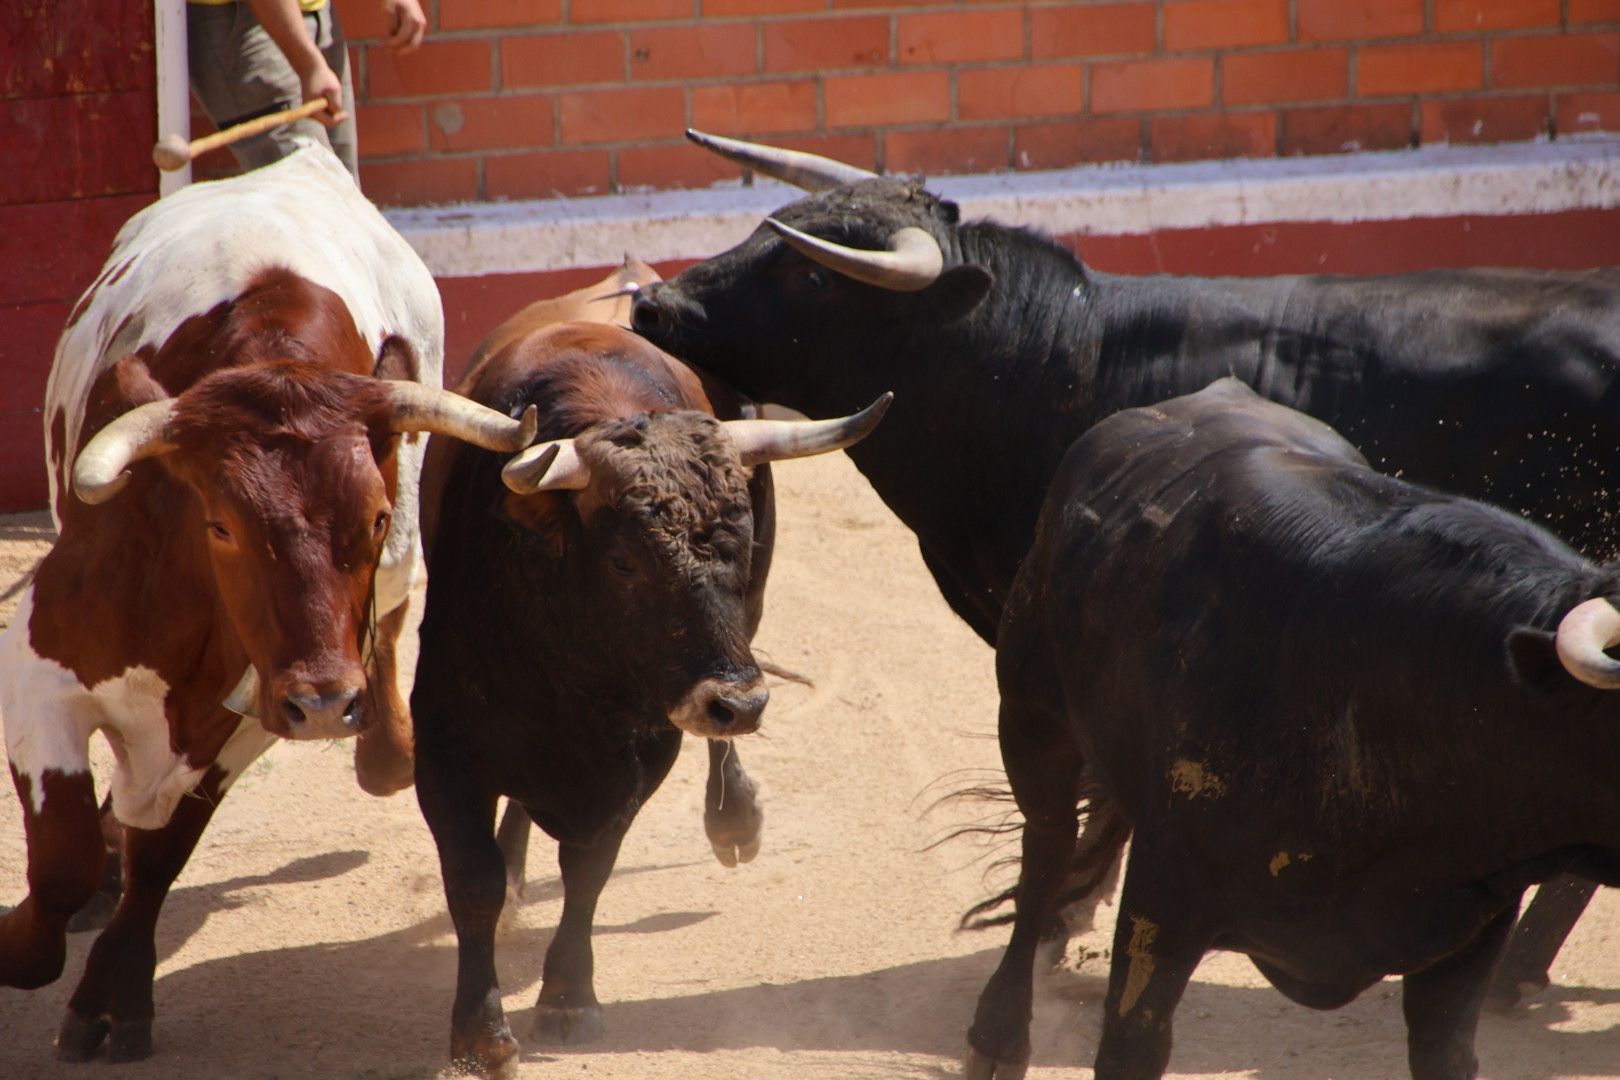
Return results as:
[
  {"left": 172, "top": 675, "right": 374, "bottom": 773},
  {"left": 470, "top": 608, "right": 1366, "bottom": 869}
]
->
[{"left": 2, "top": 848, "right": 1618, "bottom": 1079}]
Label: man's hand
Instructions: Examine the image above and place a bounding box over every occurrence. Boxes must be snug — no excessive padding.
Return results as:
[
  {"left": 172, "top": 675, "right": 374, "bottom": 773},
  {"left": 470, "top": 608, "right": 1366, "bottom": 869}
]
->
[
  {"left": 383, "top": 0, "right": 427, "bottom": 52},
  {"left": 246, "top": 0, "right": 349, "bottom": 125},
  {"left": 299, "top": 59, "right": 349, "bottom": 126}
]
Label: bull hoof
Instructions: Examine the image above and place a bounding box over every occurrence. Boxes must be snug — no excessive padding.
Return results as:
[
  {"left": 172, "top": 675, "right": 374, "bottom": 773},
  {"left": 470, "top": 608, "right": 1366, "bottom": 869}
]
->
[
  {"left": 106, "top": 1018, "right": 154, "bottom": 1062},
  {"left": 1485, "top": 974, "right": 1550, "bottom": 1014},
  {"left": 450, "top": 1028, "right": 520, "bottom": 1079},
  {"left": 709, "top": 832, "right": 761, "bottom": 868},
  {"left": 532, "top": 1001, "right": 605, "bottom": 1046},
  {"left": 964, "top": 1041, "right": 1029, "bottom": 1080},
  {"left": 705, "top": 806, "right": 763, "bottom": 868},
  {"left": 56, "top": 1011, "right": 111, "bottom": 1062},
  {"left": 65, "top": 888, "right": 119, "bottom": 933}
]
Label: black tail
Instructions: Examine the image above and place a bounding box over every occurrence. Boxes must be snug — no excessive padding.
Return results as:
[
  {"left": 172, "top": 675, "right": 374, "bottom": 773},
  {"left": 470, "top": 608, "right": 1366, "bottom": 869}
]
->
[{"left": 943, "top": 782, "right": 1131, "bottom": 931}]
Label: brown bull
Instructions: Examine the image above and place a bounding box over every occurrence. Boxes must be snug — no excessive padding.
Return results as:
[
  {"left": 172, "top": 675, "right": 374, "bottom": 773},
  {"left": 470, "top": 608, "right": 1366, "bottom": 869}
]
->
[{"left": 0, "top": 235, "right": 534, "bottom": 1063}]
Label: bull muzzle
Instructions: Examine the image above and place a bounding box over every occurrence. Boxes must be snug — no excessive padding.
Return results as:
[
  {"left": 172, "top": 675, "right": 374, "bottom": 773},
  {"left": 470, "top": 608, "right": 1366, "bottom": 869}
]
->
[
  {"left": 630, "top": 281, "right": 705, "bottom": 341},
  {"left": 670, "top": 675, "right": 769, "bottom": 739},
  {"left": 264, "top": 674, "right": 368, "bottom": 740}
]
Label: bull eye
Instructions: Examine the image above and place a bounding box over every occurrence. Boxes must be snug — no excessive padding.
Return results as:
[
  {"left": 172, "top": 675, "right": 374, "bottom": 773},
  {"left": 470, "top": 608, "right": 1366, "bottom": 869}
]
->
[
  {"left": 805, "top": 268, "right": 829, "bottom": 290},
  {"left": 372, "top": 509, "right": 391, "bottom": 538},
  {"left": 608, "top": 553, "right": 636, "bottom": 578},
  {"left": 206, "top": 521, "right": 233, "bottom": 544}
]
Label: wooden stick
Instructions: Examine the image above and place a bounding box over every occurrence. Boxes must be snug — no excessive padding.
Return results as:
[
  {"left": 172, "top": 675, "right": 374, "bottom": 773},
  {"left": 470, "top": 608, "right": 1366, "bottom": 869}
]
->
[{"left": 152, "top": 98, "right": 331, "bottom": 172}]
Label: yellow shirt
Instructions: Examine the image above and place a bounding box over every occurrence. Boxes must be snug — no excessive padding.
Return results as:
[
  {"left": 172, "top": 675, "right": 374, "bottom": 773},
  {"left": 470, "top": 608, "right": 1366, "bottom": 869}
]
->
[{"left": 188, "top": 0, "right": 327, "bottom": 11}]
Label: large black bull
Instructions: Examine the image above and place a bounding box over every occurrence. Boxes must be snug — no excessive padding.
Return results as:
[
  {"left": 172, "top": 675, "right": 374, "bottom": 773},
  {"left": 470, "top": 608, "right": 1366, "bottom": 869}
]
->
[
  {"left": 410, "top": 319, "right": 886, "bottom": 1076},
  {"left": 630, "top": 130, "right": 1620, "bottom": 1003},
  {"left": 968, "top": 378, "right": 1620, "bottom": 1079}
]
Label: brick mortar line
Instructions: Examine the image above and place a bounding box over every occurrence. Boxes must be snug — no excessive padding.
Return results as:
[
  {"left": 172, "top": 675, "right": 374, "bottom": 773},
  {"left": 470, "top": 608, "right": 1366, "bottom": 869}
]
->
[
  {"left": 370, "top": 87, "right": 1607, "bottom": 152},
  {"left": 368, "top": 124, "right": 1606, "bottom": 173},
  {"left": 363, "top": 113, "right": 1577, "bottom": 166},
  {"left": 349, "top": 14, "right": 1620, "bottom": 44}
]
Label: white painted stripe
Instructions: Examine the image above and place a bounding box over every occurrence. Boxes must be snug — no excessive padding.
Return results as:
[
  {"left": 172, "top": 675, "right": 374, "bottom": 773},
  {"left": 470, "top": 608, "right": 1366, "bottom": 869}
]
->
[{"left": 387, "top": 138, "right": 1620, "bottom": 280}]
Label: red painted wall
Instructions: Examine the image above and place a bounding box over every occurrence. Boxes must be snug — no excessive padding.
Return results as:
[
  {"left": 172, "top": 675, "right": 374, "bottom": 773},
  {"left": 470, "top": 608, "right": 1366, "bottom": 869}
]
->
[
  {"left": 434, "top": 205, "right": 1620, "bottom": 388},
  {"left": 0, "top": 3, "right": 159, "bottom": 512}
]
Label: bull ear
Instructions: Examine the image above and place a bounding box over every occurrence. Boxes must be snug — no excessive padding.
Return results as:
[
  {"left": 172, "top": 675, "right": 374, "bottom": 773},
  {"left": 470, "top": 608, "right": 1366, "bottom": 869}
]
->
[
  {"left": 921, "top": 264, "right": 992, "bottom": 323},
  {"left": 500, "top": 491, "right": 569, "bottom": 557},
  {"left": 109, "top": 354, "right": 170, "bottom": 406},
  {"left": 1507, "top": 628, "right": 1578, "bottom": 696},
  {"left": 373, "top": 335, "right": 420, "bottom": 383}
]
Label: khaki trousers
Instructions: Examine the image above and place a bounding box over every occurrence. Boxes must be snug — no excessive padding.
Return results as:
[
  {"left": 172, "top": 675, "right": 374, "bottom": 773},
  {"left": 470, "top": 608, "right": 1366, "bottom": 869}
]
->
[{"left": 186, "top": 2, "right": 359, "bottom": 182}]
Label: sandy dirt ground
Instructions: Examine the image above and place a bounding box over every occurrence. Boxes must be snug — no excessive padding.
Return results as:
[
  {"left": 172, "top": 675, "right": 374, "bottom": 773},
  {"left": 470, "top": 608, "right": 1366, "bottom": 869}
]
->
[{"left": 3, "top": 452, "right": 1620, "bottom": 1079}]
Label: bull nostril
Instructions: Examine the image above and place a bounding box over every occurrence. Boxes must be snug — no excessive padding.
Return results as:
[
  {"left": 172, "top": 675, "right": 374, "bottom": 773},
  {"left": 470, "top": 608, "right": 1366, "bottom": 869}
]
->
[
  {"left": 283, "top": 689, "right": 364, "bottom": 733},
  {"left": 631, "top": 299, "right": 663, "bottom": 333},
  {"left": 713, "top": 688, "right": 768, "bottom": 729}
]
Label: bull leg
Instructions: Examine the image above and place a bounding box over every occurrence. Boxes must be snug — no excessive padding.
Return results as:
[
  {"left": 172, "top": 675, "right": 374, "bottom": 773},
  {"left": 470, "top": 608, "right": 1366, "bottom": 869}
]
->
[
  {"left": 0, "top": 764, "right": 104, "bottom": 990},
  {"left": 56, "top": 714, "right": 274, "bottom": 1062},
  {"left": 1403, "top": 905, "right": 1518, "bottom": 1080},
  {"left": 416, "top": 745, "right": 518, "bottom": 1078},
  {"left": 495, "top": 799, "right": 532, "bottom": 902},
  {"left": 965, "top": 698, "right": 1086, "bottom": 1080},
  {"left": 56, "top": 766, "right": 231, "bottom": 1062},
  {"left": 1041, "top": 799, "right": 1131, "bottom": 969},
  {"left": 533, "top": 732, "right": 683, "bottom": 1047},
  {"left": 918, "top": 542, "right": 1000, "bottom": 646},
  {"left": 1486, "top": 874, "right": 1596, "bottom": 1012},
  {"left": 65, "top": 793, "right": 123, "bottom": 933},
  {"left": 354, "top": 599, "right": 415, "bottom": 796},
  {"left": 704, "top": 737, "right": 762, "bottom": 868},
  {"left": 1090, "top": 847, "right": 1213, "bottom": 1080}
]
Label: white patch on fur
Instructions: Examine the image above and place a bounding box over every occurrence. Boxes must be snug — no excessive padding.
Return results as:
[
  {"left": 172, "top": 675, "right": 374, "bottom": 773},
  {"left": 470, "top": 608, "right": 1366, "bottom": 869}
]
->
[
  {"left": 0, "top": 589, "right": 99, "bottom": 811},
  {"left": 46, "top": 144, "right": 440, "bottom": 619},
  {"left": 0, "top": 589, "right": 276, "bottom": 829},
  {"left": 1, "top": 590, "right": 195, "bottom": 827}
]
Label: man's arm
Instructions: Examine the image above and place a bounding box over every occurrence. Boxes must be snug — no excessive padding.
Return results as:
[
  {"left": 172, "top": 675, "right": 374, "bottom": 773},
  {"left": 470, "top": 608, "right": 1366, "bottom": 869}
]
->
[{"left": 242, "top": 0, "right": 347, "bottom": 126}]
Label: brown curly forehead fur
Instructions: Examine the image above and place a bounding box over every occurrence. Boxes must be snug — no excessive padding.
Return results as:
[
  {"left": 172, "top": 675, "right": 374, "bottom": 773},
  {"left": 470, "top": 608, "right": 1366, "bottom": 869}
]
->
[{"left": 576, "top": 411, "right": 753, "bottom": 568}]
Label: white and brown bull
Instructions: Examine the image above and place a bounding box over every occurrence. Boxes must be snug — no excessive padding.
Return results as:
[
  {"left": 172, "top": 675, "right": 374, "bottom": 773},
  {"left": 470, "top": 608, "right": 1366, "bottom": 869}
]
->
[{"left": 0, "top": 146, "right": 535, "bottom": 1062}]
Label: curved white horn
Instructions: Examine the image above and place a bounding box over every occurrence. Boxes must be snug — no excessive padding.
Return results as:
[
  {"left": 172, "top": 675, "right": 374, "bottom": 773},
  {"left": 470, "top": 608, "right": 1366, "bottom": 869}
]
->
[
  {"left": 727, "top": 393, "right": 893, "bottom": 467},
  {"left": 73, "top": 399, "right": 181, "bottom": 505},
  {"left": 767, "top": 220, "right": 944, "bottom": 293},
  {"left": 686, "top": 128, "right": 877, "bottom": 192},
  {"left": 386, "top": 382, "right": 539, "bottom": 452},
  {"left": 502, "top": 440, "right": 591, "bottom": 494},
  {"left": 1555, "top": 596, "right": 1620, "bottom": 689}
]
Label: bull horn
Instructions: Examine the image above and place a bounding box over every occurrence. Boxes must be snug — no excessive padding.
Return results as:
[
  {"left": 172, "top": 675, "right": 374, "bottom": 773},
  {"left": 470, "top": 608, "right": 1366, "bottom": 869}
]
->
[
  {"left": 727, "top": 392, "right": 893, "bottom": 467},
  {"left": 766, "top": 220, "right": 944, "bottom": 293},
  {"left": 385, "top": 382, "right": 539, "bottom": 452},
  {"left": 502, "top": 441, "right": 590, "bottom": 494},
  {"left": 686, "top": 129, "right": 877, "bottom": 192},
  {"left": 1555, "top": 596, "right": 1620, "bottom": 689},
  {"left": 73, "top": 399, "right": 181, "bottom": 505}
]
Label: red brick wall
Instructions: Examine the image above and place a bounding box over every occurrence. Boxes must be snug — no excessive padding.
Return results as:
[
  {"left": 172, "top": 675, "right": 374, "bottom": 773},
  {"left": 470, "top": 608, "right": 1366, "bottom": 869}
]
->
[
  {"left": 0, "top": 3, "right": 159, "bottom": 511},
  {"left": 341, "top": 0, "right": 1620, "bottom": 207}
]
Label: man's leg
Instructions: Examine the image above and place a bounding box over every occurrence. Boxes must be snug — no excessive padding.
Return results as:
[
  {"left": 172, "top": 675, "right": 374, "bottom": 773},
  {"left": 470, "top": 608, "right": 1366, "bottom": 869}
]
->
[
  {"left": 311, "top": 5, "right": 359, "bottom": 180},
  {"left": 186, "top": 3, "right": 354, "bottom": 176}
]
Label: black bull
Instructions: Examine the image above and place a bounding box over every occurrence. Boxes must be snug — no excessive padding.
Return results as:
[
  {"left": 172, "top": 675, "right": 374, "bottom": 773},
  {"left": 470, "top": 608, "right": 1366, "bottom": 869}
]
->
[
  {"left": 409, "top": 320, "right": 887, "bottom": 1075},
  {"left": 630, "top": 132, "right": 1620, "bottom": 1009},
  {"left": 969, "top": 377, "right": 1620, "bottom": 1079}
]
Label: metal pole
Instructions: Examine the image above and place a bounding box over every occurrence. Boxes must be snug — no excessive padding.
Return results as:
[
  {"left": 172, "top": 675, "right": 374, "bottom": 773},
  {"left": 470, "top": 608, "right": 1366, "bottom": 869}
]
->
[{"left": 155, "top": 0, "right": 191, "bottom": 196}]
